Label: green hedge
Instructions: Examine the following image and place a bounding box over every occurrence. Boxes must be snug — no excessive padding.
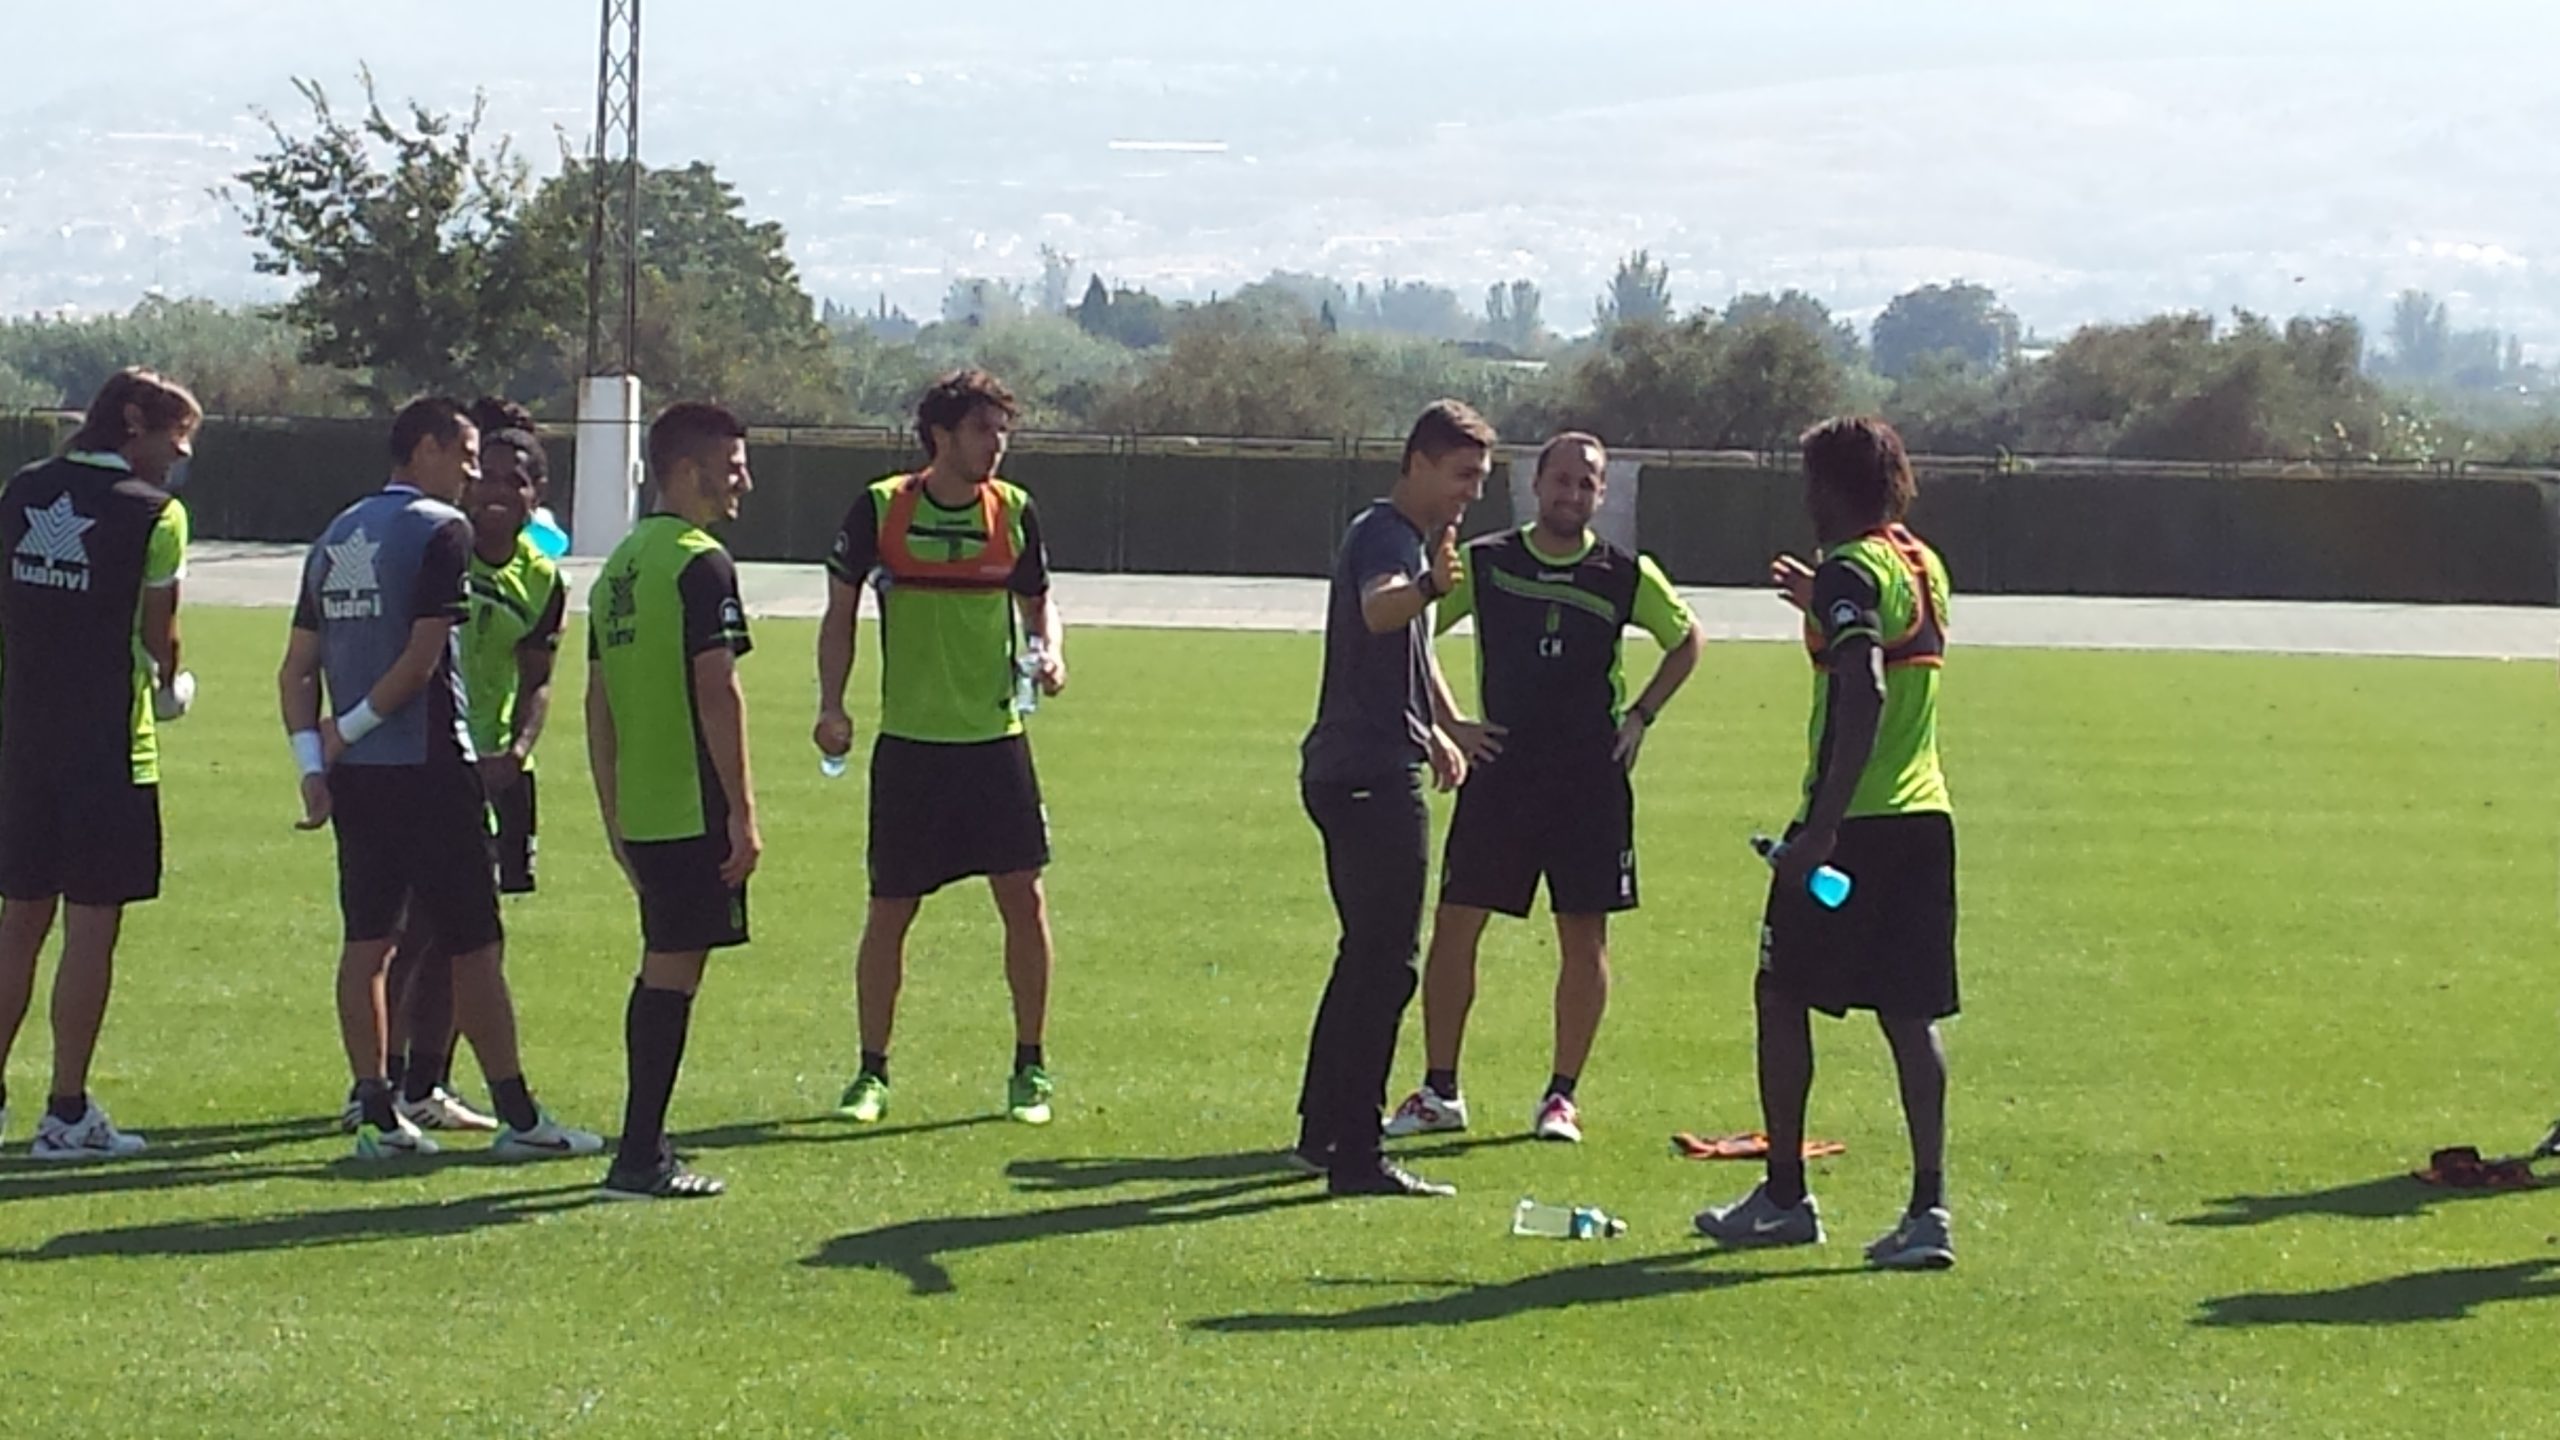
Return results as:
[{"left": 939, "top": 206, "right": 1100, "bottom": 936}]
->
[{"left": 47, "top": 419, "right": 2549, "bottom": 605}]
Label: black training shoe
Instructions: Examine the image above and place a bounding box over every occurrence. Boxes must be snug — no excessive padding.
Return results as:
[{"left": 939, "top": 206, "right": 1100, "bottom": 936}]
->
[
  {"left": 1327, "top": 1160, "right": 1455, "bottom": 1198},
  {"left": 598, "top": 1158, "right": 726, "bottom": 1201}
]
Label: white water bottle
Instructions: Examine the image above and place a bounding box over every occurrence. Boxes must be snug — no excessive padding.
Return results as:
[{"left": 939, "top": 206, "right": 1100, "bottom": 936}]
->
[
  {"left": 1013, "top": 637, "right": 1047, "bottom": 715},
  {"left": 1512, "top": 1198, "right": 1626, "bottom": 1239}
]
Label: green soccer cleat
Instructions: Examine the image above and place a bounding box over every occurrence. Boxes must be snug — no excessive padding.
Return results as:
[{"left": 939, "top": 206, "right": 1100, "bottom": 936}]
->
[
  {"left": 1007, "top": 1065, "right": 1054, "bottom": 1126},
  {"left": 837, "top": 1072, "right": 889, "bottom": 1124}
]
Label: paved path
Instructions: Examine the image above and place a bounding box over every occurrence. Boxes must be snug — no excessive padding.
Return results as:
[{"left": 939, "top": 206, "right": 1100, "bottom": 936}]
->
[{"left": 186, "top": 542, "right": 2556, "bottom": 660}]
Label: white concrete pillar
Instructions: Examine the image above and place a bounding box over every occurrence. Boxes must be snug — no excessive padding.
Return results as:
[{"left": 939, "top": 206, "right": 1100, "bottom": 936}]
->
[{"left": 572, "top": 375, "right": 644, "bottom": 557}]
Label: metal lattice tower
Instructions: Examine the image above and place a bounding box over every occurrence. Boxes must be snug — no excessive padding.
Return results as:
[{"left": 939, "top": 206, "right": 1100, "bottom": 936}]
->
[{"left": 584, "top": 0, "right": 642, "bottom": 377}]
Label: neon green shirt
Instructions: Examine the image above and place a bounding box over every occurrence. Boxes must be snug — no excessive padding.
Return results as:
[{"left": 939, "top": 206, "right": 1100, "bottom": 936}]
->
[
  {"left": 1800, "top": 528, "right": 1951, "bottom": 820},
  {"left": 826, "top": 476, "right": 1051, "bottom": 745},
  {"left": 461, "top": 533, "right": 564, "bottom": 766},
  {"left": 592, "top": 516, "right": 752, "bottom": 842}
]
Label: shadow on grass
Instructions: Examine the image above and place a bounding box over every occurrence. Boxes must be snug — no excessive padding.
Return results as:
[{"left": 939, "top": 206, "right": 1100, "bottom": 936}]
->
[
  {"left": 2196, "top": 1260, "right": 2560, "bottom": 1327},
  {"left": 0, "top": 1182, "right": 596, "bottom": 1262},
  {"left": 1194, "top": 1252, "right": 1870, "bottom": 1332},
  {"left": 1003, "top": 1135, "right": 1529, "bottom": 1194},
  {"left": 2176, "top": 1173, "right": 2545, "bottom": 1228},
  {"left": 0, "top": 1116, "right": 351, "bottom": 1202},
  {"left": 804, "top": 1173, "right": 1330, "bottom": 1295},
  {"left": 673, "top": 1114, "right": 1002, "bottom": 1153}
]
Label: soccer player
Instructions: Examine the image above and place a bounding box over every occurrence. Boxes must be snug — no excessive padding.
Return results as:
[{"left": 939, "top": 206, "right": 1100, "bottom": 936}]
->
[
  {"left": 280, "top": 395, "right": 601, "bottom": 1163},
  {"left": 374, "top": 397, "right": 564, "bottom": 1134},
  {"left": 1291, "top": 399, "right": 1494, "bottom": 1198},
  {"left": 1383, "top": 431, "right": 1703, "bottom": 1145},
  {"left": 1692, "top": 417, "right": 1959, "bottom": 1271},
  {"left": 817, "top": 369, "right": 1064, "bottom": 1128},
  {"left": 589, "top": 401, "right": 758, "bottom": 1201},
  {"left": 0, "top": 368, "right": 198, "bottom": 1159}
]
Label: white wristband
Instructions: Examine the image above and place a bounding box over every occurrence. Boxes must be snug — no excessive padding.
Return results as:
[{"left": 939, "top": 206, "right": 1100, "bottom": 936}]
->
[
  {"left": 290, "top": 730, "right": 325, "bottom": 776},
  {"left": 337, "top": 700, "right": 384, "bottom": 745}
]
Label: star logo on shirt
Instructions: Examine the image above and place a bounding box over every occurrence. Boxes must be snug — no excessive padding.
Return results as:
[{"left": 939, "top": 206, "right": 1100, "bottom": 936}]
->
[
  {"left": 17, "top": 494, "right": 95, "bottom": 565},
  {"left": 1828, "top": 599, "right": 1863, "bottom": 629},
  {"left": 12, "top": 495, "right": 95, "bottom": 592},
  {"left": 321, "top": 528, "right": 381, "bottom": 596}
]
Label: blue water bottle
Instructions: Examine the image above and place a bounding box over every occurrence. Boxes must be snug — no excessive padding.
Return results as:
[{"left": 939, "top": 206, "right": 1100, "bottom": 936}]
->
[
  {"left": 1750, "top": 833, "right": 1852, "bottom": 909},
  {"left": 526, "top": 507, "right": 570, "bottom": 558}
]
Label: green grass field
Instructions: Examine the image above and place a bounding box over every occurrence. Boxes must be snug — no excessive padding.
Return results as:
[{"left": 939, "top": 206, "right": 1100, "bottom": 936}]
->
[{"left": 0, "top": 606, "right": 2554, "bottom": 1438}]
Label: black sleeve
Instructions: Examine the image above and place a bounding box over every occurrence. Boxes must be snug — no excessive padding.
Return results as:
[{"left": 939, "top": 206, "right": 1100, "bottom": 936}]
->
[
  {"left": 826, "top": 491, "right": 880, "bottom": 585},
  {"left": 1346, "top": 510, "right": 1421, "bottom": 592},
  {"left": 1009, "top": 496, "right": 1051, "bottom": 597},
  {"left": 1810, "top": 558, "right": 1884, "bottom": 650},
  {"left": 413, "top": 517, "right": 470, "bottom": 625},
  {"left": 291, "top": 546, "right": 322, "bottom": 631},
  {"left": 525, "top": 578, "right": 567, "bottom": 652},
  {"left": 678, "top": 550, "right": 753, "bottom": 659}
]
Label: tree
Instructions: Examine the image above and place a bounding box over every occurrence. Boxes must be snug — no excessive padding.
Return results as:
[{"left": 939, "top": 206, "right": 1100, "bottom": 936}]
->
[
  {"left": 941, "top": 276, "right": 1026, "bottom": 330},
  {"left": 1593, "top": 250, "right": 1673, "bottom": 331},
  {"left": 517, "top": 157, "right": 834, "bottom": 416},
  {"left": 1074, "top": 281, "right": 1174, "bottom": 349},
  {"left": 1036, "top": 245, "right": 1079, "bottom": 314},
  {"left": 1096, "top": 311, "right": 1368, "bottom": 437},
  {"left": 1870, "top": 281, "right": 2020, "bottom": 379},
  {"left": 1358, "top": 279, "right": 1473, "bottom": 341},
  {"left": 1723, "top": 290, "right": 1862, "bottom": 369},
  {"left": 224, "top": 70, "right": 568, "bottom": 405},
  {"left": 1549, "top": 313, "right": 1842, "bottom": 449},
  {"left": 1483, "top": 279, "right": 1545, "bottom": 354},
  {"left": 2385, "top": 289, "right": 2449, "bottom": 380}
]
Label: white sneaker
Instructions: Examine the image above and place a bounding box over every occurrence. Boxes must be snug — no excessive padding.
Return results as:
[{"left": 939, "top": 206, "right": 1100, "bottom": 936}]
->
[
  {"left": 492, "top": 1113, "right": 606, "bottom": 1162},
  {"left": 354, "top": 1113, "right": 439, "bottom": 1159},
  {"left": 1383, "top": 1088, "right": 1469, "bottom": 1138},
  {"left": 1531, "top": 1093, "right": 1583, "bottom": 1143},
  {"left": 397, "top": 1087, "right": 501, "bottom": 1132},
  {"left": 32, "top": 1103, "right": 146, "bottom": 1162}
]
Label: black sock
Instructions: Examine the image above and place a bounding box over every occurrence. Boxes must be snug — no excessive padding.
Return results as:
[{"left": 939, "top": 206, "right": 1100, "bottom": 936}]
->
[
  {"left": 490, "top": 1075, "right": 539, "bottom": 1133},
  {"left": 385, "top": 1052, "right": 407, "bottom": 1088},
  {"left": 1910, "top": 1168, "right": 1945, "bottom": 1214},
  {"left": 1013, "top": 1044, "right": 1043, "bottom": 1074},
  {"left": 1424, "top": 1068, "right": 1459, "bottom": 1101},
  {"left": 1544, "top": 1073, "right": 1577, "bottom": 1101},
  {"left": 860, "top": 1049, "right": 890, "bottom": 1084},
  {"left": 616, "top": 984, "right": 695, "bottom": 1173},
  {"left": 46, "top": 1092, "right": 87, "bottom": 1125},
  {"left": 402, "top": 1052, "right": 448, "bottom": 1105},
  {"left": 1766, "top": 1158, "right": 1808, "bottom": 1209},
  {"left": 358, "top": 1076, "right": 399, "bottom": 1131}
]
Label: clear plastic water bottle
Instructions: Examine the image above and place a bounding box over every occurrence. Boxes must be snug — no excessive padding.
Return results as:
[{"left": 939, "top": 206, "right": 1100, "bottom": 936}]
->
[
  {"left": 1511, "top": 1198, "right": 1627, "bottom": 1239},
  {"left": 1013, "top": 637, "right": 1047, "bottom": 716},
  {"left": 819, "top": 749, "right": 849, "bottom": 779},
  {"left": 1750, "top": 833, "right": 1853, "bottom": 909}
]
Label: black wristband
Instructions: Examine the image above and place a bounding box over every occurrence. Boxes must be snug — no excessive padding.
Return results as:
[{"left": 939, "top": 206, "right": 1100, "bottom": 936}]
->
[
  {"left": 1632, "top": 703, "right": 1656, "bottom": 727},
  {"left": 1417, "top": 569, "right": 1447, "bottom": 602}
]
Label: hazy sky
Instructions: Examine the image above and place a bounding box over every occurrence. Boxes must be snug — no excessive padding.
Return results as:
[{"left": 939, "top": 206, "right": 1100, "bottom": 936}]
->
[{"left": 7, "top": 0, "right": 2557, "bottom": 345}]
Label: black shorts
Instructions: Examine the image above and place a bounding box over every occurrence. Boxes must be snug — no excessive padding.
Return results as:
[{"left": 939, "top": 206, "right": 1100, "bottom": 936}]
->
[
  {"left": 490, "top": 769, "right": 538, "bottom": 895},
  {"left": 868, "top": 734, "right": 1049, "bottom": 900},
  {"left": 1439, "top": 756, "right": 1635, "bottom": 918},
  {"left": 628, "top": 833, "right": 749, "bottom": 954},
  {"left": 1760, "top": 812, "right": 1958, "bottom": 1019},
  {"left": 0, "top": 766, "right": 161, "bottom": 907},
  {"left": 331, "top": 763, "right": 502, "bottom": 953}
]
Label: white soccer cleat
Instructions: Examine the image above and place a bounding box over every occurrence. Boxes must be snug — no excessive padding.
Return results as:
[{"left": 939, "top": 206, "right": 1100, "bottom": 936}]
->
[
  {"left": 1531, "top": 1093, "right": 1583, "bottom": 1143},
  {"left": 31, "top": 1103, "right": 148, "bottom": 1162},
  {"left": 492, "top": 1113, "right": 606, "bottom": 1162},
  {"left": 1383, "top": 1088, "right": 1470, "bottom": 1138},
  {"left": 397, "top": 1087, "right": 501, "bottom": 1133},
  {"left": 354, "top": 1112, "right": 439, "bottom": 1160}
]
